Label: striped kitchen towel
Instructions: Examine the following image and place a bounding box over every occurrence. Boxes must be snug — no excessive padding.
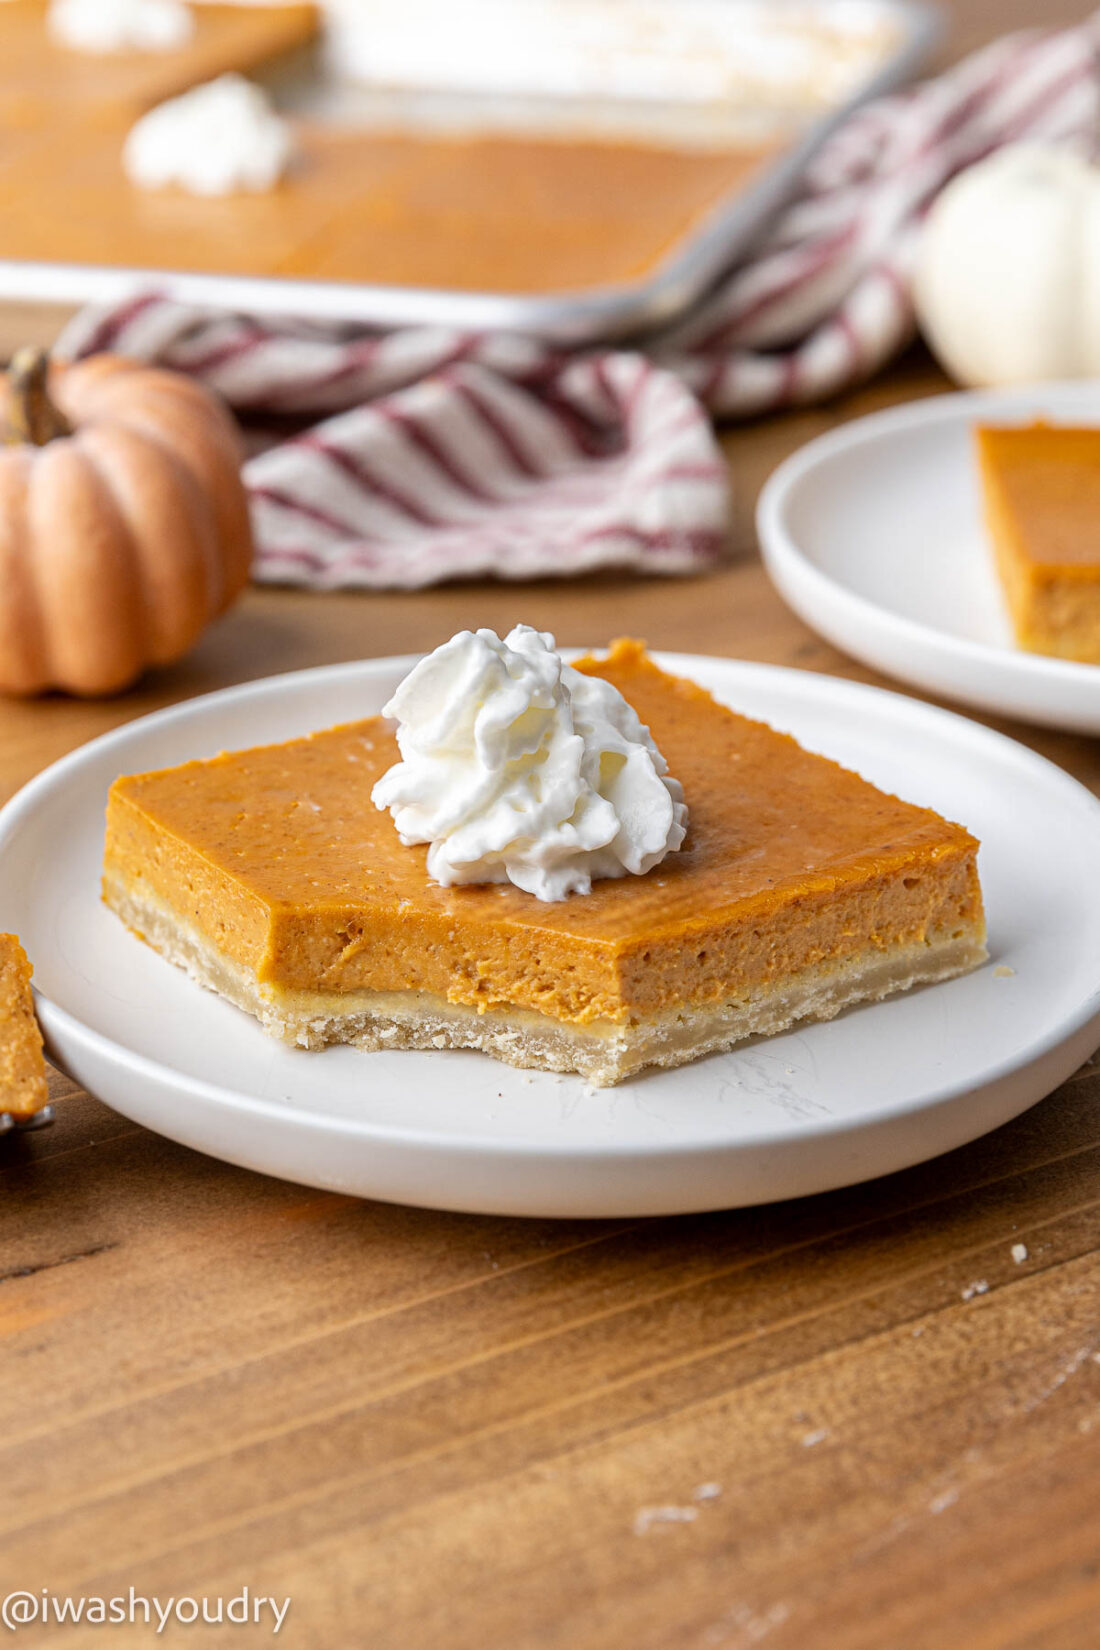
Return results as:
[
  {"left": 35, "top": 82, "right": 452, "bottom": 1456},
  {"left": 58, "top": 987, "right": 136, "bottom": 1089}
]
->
[{"left": 58, "top": 14, "right": 1100, "bottom": 590}]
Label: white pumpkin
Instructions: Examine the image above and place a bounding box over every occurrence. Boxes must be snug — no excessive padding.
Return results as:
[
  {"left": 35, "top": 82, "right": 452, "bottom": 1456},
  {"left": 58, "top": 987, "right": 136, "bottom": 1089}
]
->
[{"left": 914, "top": 143, "right": 1100, "bottom": 388}]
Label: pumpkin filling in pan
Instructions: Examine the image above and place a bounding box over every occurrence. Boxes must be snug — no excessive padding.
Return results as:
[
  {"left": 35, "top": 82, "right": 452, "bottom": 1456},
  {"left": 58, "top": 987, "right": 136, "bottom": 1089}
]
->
[
  {"left": 0, "top": 0, "right": 861, "bottom": 294},
  {"left": 0, "top": 120, "right": 780, "bottom": 294},
  {"left": 102, "top": 641, "right": 988, "bottom": 1086}
]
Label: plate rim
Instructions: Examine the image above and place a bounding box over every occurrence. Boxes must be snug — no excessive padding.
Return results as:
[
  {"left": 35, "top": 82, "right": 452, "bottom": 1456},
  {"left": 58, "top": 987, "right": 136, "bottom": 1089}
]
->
[
  {"left": 5, "top": 649, "right": 1100, "bottom": 1164},
  {"left": 756, "top": 378, "right": 1100, "bottom": 704}
]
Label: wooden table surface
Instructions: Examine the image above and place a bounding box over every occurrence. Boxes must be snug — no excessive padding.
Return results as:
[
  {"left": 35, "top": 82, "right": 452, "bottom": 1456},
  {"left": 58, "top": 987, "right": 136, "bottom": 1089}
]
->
[{"left": 4, "top": 5, "right": 1100, "bottom": 1646}]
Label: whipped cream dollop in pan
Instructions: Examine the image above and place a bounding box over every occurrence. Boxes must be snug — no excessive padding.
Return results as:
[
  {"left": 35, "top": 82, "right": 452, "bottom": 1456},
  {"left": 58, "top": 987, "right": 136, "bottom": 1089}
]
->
[{"left": 123, "top": 73, "right": 294, "bottom": 197}]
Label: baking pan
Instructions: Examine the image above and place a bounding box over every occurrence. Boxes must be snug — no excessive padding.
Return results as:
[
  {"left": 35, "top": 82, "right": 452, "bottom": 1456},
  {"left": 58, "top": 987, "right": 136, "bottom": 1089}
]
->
[{"left": 0, "top": 0, "right": 941, "bottom": 342}]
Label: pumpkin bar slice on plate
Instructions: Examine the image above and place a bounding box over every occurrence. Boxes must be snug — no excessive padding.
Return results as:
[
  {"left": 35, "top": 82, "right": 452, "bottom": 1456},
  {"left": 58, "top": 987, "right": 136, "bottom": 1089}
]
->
[
  {"left": 975, "top": 422, "right": 1100, "bottom": 663},
  {"left": 102, "top": 641, "right": 987, "bottom": 1085}
]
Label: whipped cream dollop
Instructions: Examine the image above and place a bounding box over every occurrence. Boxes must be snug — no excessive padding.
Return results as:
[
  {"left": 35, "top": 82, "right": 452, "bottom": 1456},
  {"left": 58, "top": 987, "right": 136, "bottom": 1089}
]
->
[
  {"left": 372, "top": 626, "right": 688, "bottom": 902},
  {"left": 123, "top": 74, "right": 294, "bottom": 197},
  {"left": 49, "top": 0, "right": 195, "bottom": 54}
]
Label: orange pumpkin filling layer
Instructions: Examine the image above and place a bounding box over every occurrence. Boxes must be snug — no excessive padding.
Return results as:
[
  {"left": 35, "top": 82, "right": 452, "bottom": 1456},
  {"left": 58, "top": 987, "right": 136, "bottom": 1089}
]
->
[{"left": 102, "top": 643, "right": 987, "bottom": 1084}]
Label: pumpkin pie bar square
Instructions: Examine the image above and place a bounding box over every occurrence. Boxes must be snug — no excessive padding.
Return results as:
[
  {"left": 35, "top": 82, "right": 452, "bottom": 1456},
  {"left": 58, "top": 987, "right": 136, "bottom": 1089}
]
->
[
  {"left": 975, "top": 422, "right": 1100, "bottom": 663},
  {"left": 102, "top": 643, "right": 987, "bottom": 1085}
]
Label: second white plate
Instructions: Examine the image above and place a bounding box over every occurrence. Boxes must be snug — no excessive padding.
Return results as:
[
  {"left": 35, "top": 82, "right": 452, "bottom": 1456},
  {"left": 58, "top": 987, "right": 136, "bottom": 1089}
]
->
[
  {"left": 757, "top": 380, "right": 1100, "bottom": 734},
  {"left": 1, "top": 655, "right": 1099, "bottom": 1218}
]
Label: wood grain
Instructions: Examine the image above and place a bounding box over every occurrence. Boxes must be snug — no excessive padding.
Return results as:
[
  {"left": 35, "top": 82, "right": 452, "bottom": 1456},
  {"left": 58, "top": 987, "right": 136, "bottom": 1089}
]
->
[{"left": 3, "top": 4, "right": 1100, "bottom": 1646}]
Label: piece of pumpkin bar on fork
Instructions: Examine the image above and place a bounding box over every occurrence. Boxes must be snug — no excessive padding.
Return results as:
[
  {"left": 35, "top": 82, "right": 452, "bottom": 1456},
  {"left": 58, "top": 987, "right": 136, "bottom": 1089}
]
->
[{"left": 0, "top": 933, "right": 51, "bottom": 1130}]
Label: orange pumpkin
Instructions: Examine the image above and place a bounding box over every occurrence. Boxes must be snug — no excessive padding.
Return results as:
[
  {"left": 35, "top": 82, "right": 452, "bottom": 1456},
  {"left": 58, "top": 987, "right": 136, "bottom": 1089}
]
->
[{"left": 0, "top": 348, "right": 253, "bottom": 697}]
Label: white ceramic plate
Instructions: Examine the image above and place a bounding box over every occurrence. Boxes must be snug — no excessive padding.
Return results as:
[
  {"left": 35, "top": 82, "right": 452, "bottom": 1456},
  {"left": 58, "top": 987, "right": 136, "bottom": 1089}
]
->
[
  {"left": 2, "top": 655, "right": 1099, "bottom": 1218},
  {"left": 757, "top": 381, "right": 1100, "bottom": 735}
]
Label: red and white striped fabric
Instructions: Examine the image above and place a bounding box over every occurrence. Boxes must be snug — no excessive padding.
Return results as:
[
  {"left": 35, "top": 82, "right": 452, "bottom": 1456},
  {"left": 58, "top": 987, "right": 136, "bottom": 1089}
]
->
[{"left": 58, "top": 15, "right": 1100, "bottom": 590}]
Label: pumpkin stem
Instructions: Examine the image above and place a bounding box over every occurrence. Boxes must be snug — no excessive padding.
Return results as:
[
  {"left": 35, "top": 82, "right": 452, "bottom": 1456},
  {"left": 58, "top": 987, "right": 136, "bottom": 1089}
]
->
[{"left": 6, "top": 347, "right": 71, "bottom": 446}]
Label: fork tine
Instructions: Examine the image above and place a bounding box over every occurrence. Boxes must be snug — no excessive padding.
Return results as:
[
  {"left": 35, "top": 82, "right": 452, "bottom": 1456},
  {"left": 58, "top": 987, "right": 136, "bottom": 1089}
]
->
[{"left": 0, "top": 1105, "right": 55, "bottom": 1137}]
